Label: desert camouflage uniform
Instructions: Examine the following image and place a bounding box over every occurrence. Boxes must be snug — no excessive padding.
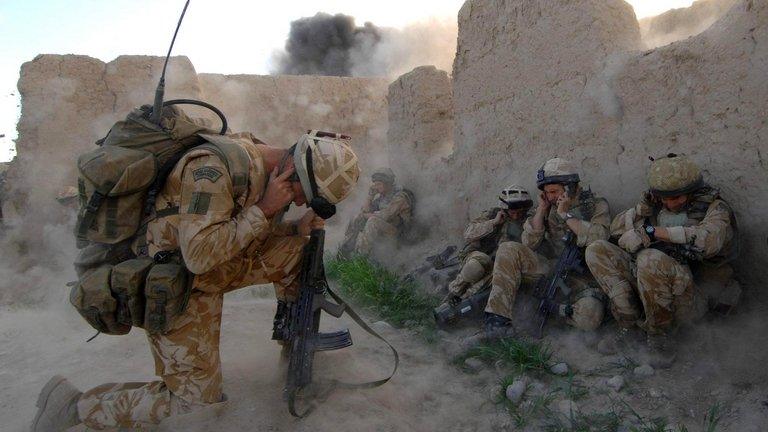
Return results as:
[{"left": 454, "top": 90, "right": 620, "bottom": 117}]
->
[
  {"left": 447, "top": 208, "right": 524, "bottom": 298},
  {"left": 77, "top": 134, "right": 306, "bottom": 429},
  {"left": 485, "top": 193, "right": 611, "bottom": 331},
  {"left": 344, "top": 188, "right": 412, "bottom": 255},
  {"left": 585, "top": 189, "right": 736, "bottom": 335}
]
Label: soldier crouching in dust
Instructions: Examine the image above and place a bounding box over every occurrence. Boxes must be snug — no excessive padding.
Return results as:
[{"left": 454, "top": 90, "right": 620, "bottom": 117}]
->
[
  {"left": 484, "top": 158, "right": 611, "bottom": 338},
  {"left": 31, "top": 132, "right": 360, "bottom": 431},
  {"left": 339, "top": 168, "right": 413, "bottom": 257},
  {"left": 585, "top": 154, "right": 739, "bottom": 368},
  {"left": 439, "top": 185, "right": 533, "bottom": 309}
]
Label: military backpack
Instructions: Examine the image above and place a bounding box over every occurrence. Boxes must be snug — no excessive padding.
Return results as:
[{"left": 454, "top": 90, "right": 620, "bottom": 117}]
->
[{"left": 70, "top": 104, "right": 250, "bottom": 336}]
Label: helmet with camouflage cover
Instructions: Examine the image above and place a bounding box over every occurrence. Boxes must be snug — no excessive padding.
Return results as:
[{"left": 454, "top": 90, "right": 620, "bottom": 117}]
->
[
  {"left": 371, "top": 167, "right": 396, "bottom": 186},
  {"left": 647, "top": 153, "right": 703, "bottom": 197},
  {"left": 499, "top": 184, "right": 533, "bottom": 210},
  {"left": 536, "top": 158, "right": 580, "bottom": 190},
  {"left": 293, "top": 130, "right": 360, "bottom": 206}
]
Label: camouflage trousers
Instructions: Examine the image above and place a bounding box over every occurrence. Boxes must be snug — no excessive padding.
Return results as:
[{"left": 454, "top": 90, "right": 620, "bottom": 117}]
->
[
  {"left": 77, "top": 235, "right": 306, "bottom": 429},
  {"left": 585, "top": 240, "right": 704, "bottom": 335},
  {"left": 484, "top": 242, "right": 605, "bottom": 331},
  {"left": 354, "top": 216, "right": 398, "bottom": 256},
  {"left": 448, "top": 251, "right": 493, "bottom": 297},
  {"left": 484, "top": 242, "right": 548, "bottom": 320}
]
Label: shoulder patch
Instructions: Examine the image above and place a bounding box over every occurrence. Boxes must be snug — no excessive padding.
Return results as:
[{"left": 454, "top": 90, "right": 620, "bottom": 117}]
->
[{"left": 193, "top": 166, "right": 223, "bottom": 183}]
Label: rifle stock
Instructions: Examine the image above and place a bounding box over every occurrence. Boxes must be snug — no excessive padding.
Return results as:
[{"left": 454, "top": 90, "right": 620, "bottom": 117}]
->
[{"left": 534, "top": 231, "right": 582, "bottom": 337}]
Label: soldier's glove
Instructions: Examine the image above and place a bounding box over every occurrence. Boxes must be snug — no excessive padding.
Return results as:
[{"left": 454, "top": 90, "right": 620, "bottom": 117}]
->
[
  {"left": 636, "top": 191, "right": 657, "bottom": 218},
  {"left": 618, "top": 228, "right": 651, "bottom": 253}
]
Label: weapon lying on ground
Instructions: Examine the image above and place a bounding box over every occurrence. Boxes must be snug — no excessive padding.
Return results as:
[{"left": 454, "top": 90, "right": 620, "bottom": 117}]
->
[
  {"left": 278, "top": 229, "right": 399, "bottom": 417},
  {"left": 533, "top": 231, "right": 583, "bottom": 338},
  {"left": 433, "top": 285, "right": 491, "bottom": 328},
  {"left": 403, "top": 245, "right": 460, "bottom": 283}
]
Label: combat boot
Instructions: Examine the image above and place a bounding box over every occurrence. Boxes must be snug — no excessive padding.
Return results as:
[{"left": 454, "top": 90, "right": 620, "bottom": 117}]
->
[
  {"left": 596, "top": 326, "right": 632, "bottom": 355},
  {"left": 646, "top": 334, "right": 676, "bottom": 369},
  {"left": 31, "top": 375, "right": 82, "bottom": 432},
  {"left": 483, "top": 313, "right": 515, "bottom": 340}
]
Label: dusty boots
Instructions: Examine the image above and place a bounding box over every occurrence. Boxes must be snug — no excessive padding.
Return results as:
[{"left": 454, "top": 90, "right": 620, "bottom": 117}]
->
[
  {"left": 646, "top": 333, "right": 677, "bottom": 369},
  {"left": 31, "top": 375, "right": 82, "bottom": 432},
  {"left": 483, "top": 313, "right": 515, "bottom": 340}
]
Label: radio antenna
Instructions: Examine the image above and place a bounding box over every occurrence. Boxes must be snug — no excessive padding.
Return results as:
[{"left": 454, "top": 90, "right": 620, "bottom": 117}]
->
[{"left": 150, "top": 0, "right": 192, "bottom": 124}]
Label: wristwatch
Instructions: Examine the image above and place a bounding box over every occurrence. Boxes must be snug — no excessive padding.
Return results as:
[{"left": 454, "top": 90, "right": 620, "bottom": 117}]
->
[{"left": 643, "top": 224, "right": 656, "bottom": 241}]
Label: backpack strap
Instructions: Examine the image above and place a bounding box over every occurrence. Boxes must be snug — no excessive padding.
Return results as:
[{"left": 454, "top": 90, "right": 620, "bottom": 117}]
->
[{"left": 197, "top": 133, "right": 251, "bottom": 202}]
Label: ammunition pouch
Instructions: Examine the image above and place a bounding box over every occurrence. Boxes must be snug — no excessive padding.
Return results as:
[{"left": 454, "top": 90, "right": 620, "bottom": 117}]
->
[{"left": 69, "top": 250, "right": 192, "bottom": 336}]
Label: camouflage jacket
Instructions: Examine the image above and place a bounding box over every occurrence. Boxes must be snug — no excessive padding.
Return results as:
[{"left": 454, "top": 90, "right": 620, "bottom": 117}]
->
[
  {"left": 460, "top": 207, "right": 525, "bottom": 259},
  {"left": 367, "top": 188, "right": 413, "bottom": 227},
  {"left": 523, "top": 190, "right": 611, "bottom": 255},
  {"left": 144, "top": 133, "right": 295, "bottom": 291},
  {"left": 610, "top": 187, "right": 737, "bottom": 264}
]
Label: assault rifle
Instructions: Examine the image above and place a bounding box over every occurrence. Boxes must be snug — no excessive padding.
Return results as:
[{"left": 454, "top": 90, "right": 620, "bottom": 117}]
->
[
  {"left": 533, "top": 231, "right": 583, "bottom": 337},
  {"left": 280, "top": 229, "right": 399, "bottom": 417}
]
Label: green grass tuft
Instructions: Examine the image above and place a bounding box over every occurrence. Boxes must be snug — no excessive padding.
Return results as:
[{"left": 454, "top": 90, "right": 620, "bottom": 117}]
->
[
  {"left": 326, "top": 255, "right": 439, "bottom": 331},
  {"left": 456, "top": 338, "right": 553, "bottom": 375}
]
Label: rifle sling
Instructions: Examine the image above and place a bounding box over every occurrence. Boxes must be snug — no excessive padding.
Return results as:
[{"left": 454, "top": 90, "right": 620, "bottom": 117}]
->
[{"left": 287, "top": 285, "right": 400, "bottom": 418}]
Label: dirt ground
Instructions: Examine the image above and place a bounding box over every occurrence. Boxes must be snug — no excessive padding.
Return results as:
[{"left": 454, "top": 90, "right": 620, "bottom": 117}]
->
[{"left": 3, "top": 284, "right": 767, "bottom": 431}]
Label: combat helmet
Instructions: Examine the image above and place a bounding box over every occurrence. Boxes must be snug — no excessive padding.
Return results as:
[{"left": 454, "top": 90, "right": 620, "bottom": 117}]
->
[
  {"left": 499, "top": 184, "right": 533, "bottom": 210},
  {"left": 371, "top": 168, "right": 396, "bottom": 186},
  {"left": 536, "top": 158, "right": 580, "bottom": 190},
  {"left": 293, "top": 130, "right": 360, "bottom": 218},
  {"left": 647, "top": 153, "right": 703, "bottom": 197}
]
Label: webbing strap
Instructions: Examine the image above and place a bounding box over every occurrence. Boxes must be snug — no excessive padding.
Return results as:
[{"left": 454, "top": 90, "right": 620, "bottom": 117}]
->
[
  {"left": 287, "top": 286, "right": 399, "bottom": 418},
  {"left": 197, "top": 134, "right": 251, "bottom": 202},
  {"left": 76, "top": 191, "right": 105, "bottom": 241}
]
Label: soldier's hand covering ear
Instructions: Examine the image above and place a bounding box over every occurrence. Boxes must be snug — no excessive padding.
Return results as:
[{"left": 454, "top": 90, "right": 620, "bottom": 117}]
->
[
  {"left": 636, "top": 191, "right": 657, "bottom": 217},
  {"left": 493, "top": 210, "right": 506, "bottom": 226},
  {"left": 298, "top": 210, "right": 325, "bottom": 236},
  {"left": 257, "top": 166, "right": 296, "bottom": 218},
  {"left": 618, "top": 228, "right": 651, "bottom": 253},
  {"left": 537, "top": 192, "right": 550, "bottom": 211}
]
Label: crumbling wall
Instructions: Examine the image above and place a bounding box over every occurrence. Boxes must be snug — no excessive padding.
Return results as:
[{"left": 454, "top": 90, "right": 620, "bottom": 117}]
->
[
  {"left": 639, "top": 0, "right": 740, "bottom": 48},
  {"left": 390, "top": 0, "right": 767, "bottom": 288},
  {"left": 11, "top": 55, "right": 389, "bottom": 227}
]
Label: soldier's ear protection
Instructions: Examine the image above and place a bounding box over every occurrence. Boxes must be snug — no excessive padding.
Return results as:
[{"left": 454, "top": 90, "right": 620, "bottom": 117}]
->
[{"left": 289, "top": 142, "right": 337, "bottom": 220}]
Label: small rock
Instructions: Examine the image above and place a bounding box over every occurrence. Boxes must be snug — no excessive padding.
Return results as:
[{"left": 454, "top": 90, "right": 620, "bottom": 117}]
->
[
  {"left": 550, "top": 362, "right": 569, "bottom": 376},
  {"left": 371, "top": 321, "right": 393, "bottom": 331},
  {"left": 649, "top": 388, "right": 662, "bottom": 398},
  {"left": 505, "top": 377, "right": 529, "bottom": 403},
  {"left": 606, "top": 375, "right": 625, "bottom": 391},
  {"left": 464, "top": 358, "right": 485, "bottom": 371},
  {"left": 634, "top": 364, "right": 655, "bottom": 377}
]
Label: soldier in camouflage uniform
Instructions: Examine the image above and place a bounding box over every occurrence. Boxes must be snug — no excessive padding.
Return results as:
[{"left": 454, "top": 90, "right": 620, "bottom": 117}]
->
[
  {"left": 31, "top": 131, "right": 360, "bottom": 431},
  {"left": 585, "top": 154, "right": 738, "bottom": 368},
  {"left": 340, "top": 168, "right": 413, "bottom": 256},
  {"left": 440, "top": 185, "right": 533, "bottom": 308},
  {"left": 484, "top": 158, "right": 611, "bottom": 337}
]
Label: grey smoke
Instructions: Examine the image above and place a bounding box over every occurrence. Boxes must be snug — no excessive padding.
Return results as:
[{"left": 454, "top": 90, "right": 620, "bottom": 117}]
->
[
  {"left": 274, "top": 12, "right": 382, "bottom": 76},
  {"left": 272, "top": 13, "right": 457, "bottom": 79}
]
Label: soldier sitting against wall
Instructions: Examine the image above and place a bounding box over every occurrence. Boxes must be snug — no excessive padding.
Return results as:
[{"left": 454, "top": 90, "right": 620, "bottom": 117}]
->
[
  {"left": 586, "top": 154, "right": 740, "bottom": 368},
  {"left": 439, "top": 185, "right": 533, "bottom": 311},
  {"left": 483, "top": 158, "right": 611, "bottom": 338},
  {"left": 339, "top": 168, "right": 414, "bottom": 257}
]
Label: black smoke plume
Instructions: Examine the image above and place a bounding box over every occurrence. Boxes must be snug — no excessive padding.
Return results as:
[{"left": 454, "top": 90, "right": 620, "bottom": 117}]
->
[{"left": 274, "top": 12, "right": 382, "bottom": 76}]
